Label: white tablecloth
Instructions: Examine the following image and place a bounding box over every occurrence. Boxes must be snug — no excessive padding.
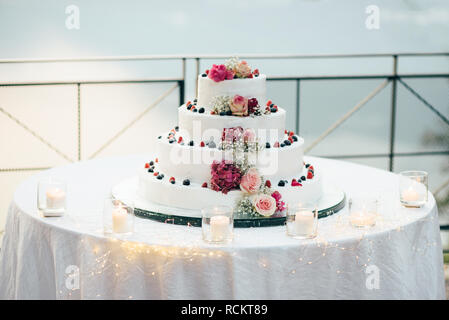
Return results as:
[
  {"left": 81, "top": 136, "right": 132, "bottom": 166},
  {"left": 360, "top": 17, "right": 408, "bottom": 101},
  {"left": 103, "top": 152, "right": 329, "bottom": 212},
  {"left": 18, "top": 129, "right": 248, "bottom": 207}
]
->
[{"left": 0, "top": 155, "right": 445, "bottom": 300}]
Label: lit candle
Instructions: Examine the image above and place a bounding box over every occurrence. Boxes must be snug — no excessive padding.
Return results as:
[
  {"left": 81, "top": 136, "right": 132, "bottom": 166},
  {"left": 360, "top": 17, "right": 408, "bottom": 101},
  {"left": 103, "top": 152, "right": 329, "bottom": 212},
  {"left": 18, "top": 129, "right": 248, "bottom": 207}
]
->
[
  {"left": 401, "top": 187, "right": 420, "bottom": 202},
  {"left": 294, "top": 211, "right": 315, "bottom": 235},
  {"left": 210, "top": 215, "right": 230, "bottom": 242},
  {"left": 46, "top": 187, "right": 66, "bottom": 209},
  {"left": 112, "top": 206, "right": 130, "bottom": 233},
  {"left": 350, "top": 211, "right": 376, "bottom": 228}
]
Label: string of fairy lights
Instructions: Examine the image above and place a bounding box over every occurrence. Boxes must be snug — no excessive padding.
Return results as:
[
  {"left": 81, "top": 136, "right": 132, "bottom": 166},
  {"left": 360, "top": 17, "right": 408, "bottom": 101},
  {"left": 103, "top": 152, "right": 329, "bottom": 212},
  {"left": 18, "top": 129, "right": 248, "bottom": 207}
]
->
[{"left": 54, "top": 195, "right": 440, "bottom": 299}]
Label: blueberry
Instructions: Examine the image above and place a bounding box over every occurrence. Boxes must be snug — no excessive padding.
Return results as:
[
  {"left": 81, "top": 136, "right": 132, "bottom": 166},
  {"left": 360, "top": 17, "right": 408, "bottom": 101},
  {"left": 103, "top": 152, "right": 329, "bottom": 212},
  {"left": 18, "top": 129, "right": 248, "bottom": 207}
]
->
[
  {"left": 278, "top": 180, "right": 285, "bottom": 187},
  {"left": 158, "top": 136, "right": 162, "bottom": 139},
  {"left": 219, "top": 111, "right": 226, "bottom": 116},
  {"left": 189, "top": 141, "right": 194, "bottom": 146},
  {"left": 270, "top": 103, "right": 274, "bottom": 108},
  {"left": 202, "top": 73, "right": 207, "bottom": 77},
  {"left": 170, "top": 180, "right": 175, "bottom": 184},
  {"left": 175, "top": 126, "right": 179, "bottom": 131},
  {"left": 187, "top": 104, "right": 192, "bottom": 110},
  {"left": 284, "top": 140, "right": 291, "bottom": 146},
  {"left": 193, "top": 98, "right": 197, "bottom": 103},
  {"left": 183, "top": 179, "right": 190, "bottom": 186},
  {"left": 301, "top": 176, "right": 306, "bottom": 181},
  {"left": 305, "top": 164, "right": 310, "bottom": 168},
  {"left": 149, "top": 161, "right": 154, "bottom": 166},
  {"left": 255, "top": 74, "right": 259, "bottom": 77},
  {"left": 226, "top": 110, "right": 232, "bottom": 116},
  {"left": 199, "top": 108, "right": 205, "bottom": 113},
  {"left": 265, "top": 142, "right": 271, "bottom": 149},
  {"left": 148, "top": 168, "right": 153, "bottom": 173},
  {"left": 280, "top": 143, "right": 285, "bottom": 147},
  {"left": 160, "top": 174, "right": 164, "bottom": 178},
  {"left": 157, "top": 175, "right": 163, "bottom": 180},
  {"left": 271, "top": 108, "right": 277, "bottom": 113},
  {"left": 193, "top": 108, "right": 198, "bottom": 113},
  {"left": 292, "top": 135, "right": 298, "bottom": 142},
  {"left": 169, "top": 139, "right": 175, "bottom": 144}
]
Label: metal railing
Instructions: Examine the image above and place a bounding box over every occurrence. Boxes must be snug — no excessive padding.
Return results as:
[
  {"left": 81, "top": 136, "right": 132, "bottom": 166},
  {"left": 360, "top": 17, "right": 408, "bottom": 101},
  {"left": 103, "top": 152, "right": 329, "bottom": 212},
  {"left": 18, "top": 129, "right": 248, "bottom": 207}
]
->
[{"left": 1, "top": 53, "right": 448, "bottom": 193}]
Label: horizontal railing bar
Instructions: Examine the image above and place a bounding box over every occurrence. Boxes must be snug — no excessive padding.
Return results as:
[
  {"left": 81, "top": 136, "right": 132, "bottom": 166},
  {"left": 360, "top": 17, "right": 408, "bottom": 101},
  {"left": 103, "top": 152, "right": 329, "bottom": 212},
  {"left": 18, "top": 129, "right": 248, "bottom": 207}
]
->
[
  {"left": 0, "top": 78, "right": 183, "bottom": 86},
  {"left": 267, "top": 74, "right": 449, "bottom": 81},
  {"left": 0, "top": 52, "right": 448, "bottom": 64},
  {"left": 318, "top": 151, "right": 449, "bottom": 159},
  {"left": 0, "top": 167, "right": 51, "bottom": 172},
  {"left": 0, "top": 74, "right": 447, "bottom": 87}
]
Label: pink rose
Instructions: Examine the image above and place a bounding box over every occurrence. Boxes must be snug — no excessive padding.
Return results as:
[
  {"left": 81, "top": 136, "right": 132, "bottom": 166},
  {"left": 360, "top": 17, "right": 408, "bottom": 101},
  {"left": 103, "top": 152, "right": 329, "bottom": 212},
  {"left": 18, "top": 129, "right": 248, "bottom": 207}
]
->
[
  {"left": 235, "top": 60, "right": 252, "bottom": 78},
  {"left": 208, "top": 64, "right": 228, "bottom": 82},
  {"left": 252, "top": 194, "right": 276, "bottom": 217},
  {"left": 230, "top": 95, "right": 248, "bottom": 116},
  {"left": 222, "top": 127, "right": 244, "bottom": 143},
  {"left": 242, "top": 128, "right": 256, "bottom": 143},
  {"left": 240, "top": 168, "right": 262, "bottom": 194}
]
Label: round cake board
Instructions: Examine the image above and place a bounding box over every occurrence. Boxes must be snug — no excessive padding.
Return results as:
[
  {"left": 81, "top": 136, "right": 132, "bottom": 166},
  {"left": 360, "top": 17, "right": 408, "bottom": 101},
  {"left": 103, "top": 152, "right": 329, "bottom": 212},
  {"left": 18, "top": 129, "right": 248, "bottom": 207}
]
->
[{"left": 111, "top": 176, "right": 346, "bottom": 228}]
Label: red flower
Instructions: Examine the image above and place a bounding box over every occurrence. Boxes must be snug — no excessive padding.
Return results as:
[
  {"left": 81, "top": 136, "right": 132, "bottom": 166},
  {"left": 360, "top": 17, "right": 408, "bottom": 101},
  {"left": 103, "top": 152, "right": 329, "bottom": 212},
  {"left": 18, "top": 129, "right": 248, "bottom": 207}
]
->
[{"left": 210, "top": 160, "right": 242, "bottom": 194}]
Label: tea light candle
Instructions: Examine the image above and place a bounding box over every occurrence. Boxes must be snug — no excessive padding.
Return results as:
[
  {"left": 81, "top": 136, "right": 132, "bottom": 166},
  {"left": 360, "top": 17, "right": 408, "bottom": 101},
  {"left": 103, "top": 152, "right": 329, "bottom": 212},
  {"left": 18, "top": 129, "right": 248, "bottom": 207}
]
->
[
  {"left": 46, "top": 187, "right": 66, "bottom": 209},
  {"left": 295, "top": 211, "right": 315, "bottom": 235},
  {"left": 401, "top": 187, "right": 420, "bottom": 202},
  {"left": 210, "top": 215, "right": 230, "bottom": 242},
  {"left": 112, "top": 206, "right": 130, "bottom": 233},
  {"left": 350, "top": 211, "right": 376, "bottom": 228}
]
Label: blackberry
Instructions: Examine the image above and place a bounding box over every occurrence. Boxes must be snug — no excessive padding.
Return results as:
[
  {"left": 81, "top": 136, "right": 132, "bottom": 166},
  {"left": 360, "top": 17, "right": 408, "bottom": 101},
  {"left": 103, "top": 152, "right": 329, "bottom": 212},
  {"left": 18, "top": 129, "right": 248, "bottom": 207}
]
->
[
  {"left": 189, "top": 141, "right": 194, "bottom": 146},
  {"left": 265, "top": 142, "right": 271, "bottom": 149},
  {"left": 301, "top": 176, "right": 306, "bottom": 181},
  {"left": 278, "top": 180, "right": 285, "bottom": 187},
  {"left": 202, "top": 73, "right": 207, "bottom": 77},
  {"left": 284, "top": 140, "right": 291, "bottom": 146},
  {"left": 199, "top": 108, "right": 205, "bottom": 113},
  {"left": 183, "top": 179, "right": 190, "bottom": 186},
  {"left": 292, "top": 135, "right": 298, "bottom": 142}
]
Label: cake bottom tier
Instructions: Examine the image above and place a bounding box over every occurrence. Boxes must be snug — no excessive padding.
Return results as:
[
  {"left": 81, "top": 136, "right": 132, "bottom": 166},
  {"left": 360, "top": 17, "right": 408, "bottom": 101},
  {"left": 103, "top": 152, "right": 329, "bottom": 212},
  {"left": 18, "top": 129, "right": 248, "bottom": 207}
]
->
[{"left": 138, "top": 163, "right": 323, "bottom": 212}]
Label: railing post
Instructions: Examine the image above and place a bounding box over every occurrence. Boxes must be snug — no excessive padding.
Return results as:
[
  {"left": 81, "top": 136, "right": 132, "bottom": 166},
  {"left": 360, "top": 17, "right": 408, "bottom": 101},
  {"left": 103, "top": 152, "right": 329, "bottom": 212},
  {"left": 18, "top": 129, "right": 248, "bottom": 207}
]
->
[
  {"left": 296, "top": 79, "right": 300, "bottom": 134},
  {"left": 388, "top": 55, "right": 398, "bottom": 172},
  {"left": 180, "top": 58, "right": 186, "bottom": 105},
  {"left": 195, "top": 57, "right": 200, "bottom": 98},
  {"left": 77, "top": 83, "right": 81, "bottom": 161}
]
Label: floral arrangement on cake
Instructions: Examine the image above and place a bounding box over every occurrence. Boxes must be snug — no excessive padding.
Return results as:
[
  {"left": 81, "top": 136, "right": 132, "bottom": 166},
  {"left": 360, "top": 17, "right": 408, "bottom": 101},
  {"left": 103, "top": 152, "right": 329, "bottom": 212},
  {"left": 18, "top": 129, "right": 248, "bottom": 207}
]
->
[
  {"left": 203, "top": 57, "right": 260, "bottom": 82},
  {"left": 209, "top": 159, "right": 286, "bottom": 217},
  {"left": 210, "top": 95, "right": 262, "bottom": 117},
  {"left": 235, "top": 169, "right": 286, "bottom": 217},
  {"left": 220, "top": 127, "right": 261, "bottom": 153}
]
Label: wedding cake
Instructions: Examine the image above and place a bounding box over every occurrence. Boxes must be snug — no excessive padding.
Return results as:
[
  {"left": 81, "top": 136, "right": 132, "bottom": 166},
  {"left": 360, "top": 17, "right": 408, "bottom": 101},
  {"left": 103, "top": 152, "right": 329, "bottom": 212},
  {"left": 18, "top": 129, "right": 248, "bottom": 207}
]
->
[{"left": 138, "top": 58, "right": 322, "bottom": 218}]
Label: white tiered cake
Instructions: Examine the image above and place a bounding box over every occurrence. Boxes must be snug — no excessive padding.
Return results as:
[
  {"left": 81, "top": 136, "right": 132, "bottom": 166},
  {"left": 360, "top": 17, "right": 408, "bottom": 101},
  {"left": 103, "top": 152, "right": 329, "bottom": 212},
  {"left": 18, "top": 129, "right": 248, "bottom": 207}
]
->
[{"left": 138, "top": 58, "right": 322, "bottom": 217}]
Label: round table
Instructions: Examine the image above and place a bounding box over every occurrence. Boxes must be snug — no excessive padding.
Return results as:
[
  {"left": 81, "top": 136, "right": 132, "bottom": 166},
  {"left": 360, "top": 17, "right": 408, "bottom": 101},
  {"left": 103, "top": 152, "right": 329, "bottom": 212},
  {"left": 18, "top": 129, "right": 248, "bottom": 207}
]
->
[{"left": 0, "top": 155, "right": 445, "bottom": 299}]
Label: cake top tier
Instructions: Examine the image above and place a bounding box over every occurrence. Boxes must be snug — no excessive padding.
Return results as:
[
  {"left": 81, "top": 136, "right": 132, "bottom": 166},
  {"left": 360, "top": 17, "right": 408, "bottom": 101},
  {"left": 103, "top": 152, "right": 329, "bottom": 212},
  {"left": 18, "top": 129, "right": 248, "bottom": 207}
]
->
[{"left": 197, "top": 58, "right": 266, "bottom": 110}]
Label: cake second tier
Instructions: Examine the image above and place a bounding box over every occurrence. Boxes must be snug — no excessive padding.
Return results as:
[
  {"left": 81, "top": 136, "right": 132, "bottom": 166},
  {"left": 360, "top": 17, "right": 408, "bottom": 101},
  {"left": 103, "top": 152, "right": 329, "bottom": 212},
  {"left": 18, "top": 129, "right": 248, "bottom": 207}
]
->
[{"left": 179, "top": 104, "right": 286, "bottom": 144}]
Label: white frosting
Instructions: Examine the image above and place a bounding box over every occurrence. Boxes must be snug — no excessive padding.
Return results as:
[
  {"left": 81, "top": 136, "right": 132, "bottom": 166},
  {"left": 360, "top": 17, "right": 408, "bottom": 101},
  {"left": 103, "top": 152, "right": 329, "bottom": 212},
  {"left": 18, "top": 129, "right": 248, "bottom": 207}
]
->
[
  {"left": 138, "top": 165, "right": 322, "bottom": 212},
  {"left": 197, "top": 74, "right": 267, "bottom": 108},
  {"left": 178, "top": 105, "right": 286, "bottom": 144},
  {"left": 156, "top": 135, "right": 304, "bottom": 184}
]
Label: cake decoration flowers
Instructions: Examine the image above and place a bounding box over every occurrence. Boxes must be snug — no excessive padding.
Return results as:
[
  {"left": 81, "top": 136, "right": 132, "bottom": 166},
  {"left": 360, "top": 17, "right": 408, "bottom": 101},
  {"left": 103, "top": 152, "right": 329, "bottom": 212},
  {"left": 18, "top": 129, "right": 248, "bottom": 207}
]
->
[
  {"left": 252, "top": 194, "right": 276, "bottom": 217},
  {"left": 204, "top": 58, "right": 259, "bottom": 83},
  {"left": 230, "top": 95, "right": 248, "bottom": 116},
  {"left": 240, "top": 168, "right": 262, "bottom": 194},
  {"left": 210, "top": 160, "right": 242, "bottom": 194}
]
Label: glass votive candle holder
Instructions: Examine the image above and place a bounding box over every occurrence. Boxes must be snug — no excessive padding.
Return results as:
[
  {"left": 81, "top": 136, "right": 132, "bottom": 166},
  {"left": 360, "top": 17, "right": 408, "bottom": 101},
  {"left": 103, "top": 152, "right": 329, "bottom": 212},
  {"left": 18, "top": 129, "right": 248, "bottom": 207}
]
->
[
  {"left": 349, "top": 196, "right": 378, "bottom": 228},
  {"left": 399, "top": 171, "right": 428, "bottom": 208},
  {"left": 286, "top": 205, "right": 318, "bottom": 239},
  {"left": 37, "top": 178, "right": 67, "bottom": 217},
  {"left": 202, "top": 205, "right": 233, "bottom": 244},
  {"left": 103, "top": 198, "right": 134, "bottom": 235}
]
